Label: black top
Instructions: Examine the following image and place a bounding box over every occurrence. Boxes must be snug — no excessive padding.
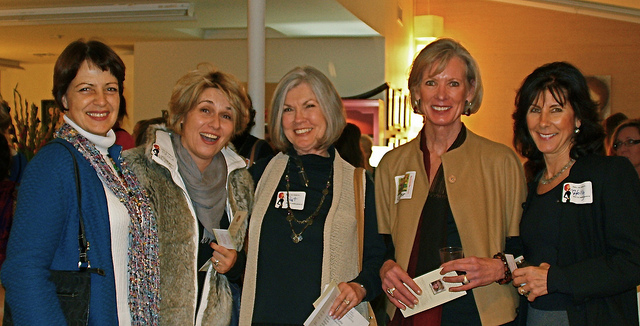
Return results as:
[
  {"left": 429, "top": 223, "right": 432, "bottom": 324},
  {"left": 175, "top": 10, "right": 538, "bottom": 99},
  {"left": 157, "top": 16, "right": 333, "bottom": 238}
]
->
[
  {"left": 520, "top": 181, "right": 572, "bottom": 311},
  {"left": 249, "top": 147, "right": 384, "bottom": 325}
]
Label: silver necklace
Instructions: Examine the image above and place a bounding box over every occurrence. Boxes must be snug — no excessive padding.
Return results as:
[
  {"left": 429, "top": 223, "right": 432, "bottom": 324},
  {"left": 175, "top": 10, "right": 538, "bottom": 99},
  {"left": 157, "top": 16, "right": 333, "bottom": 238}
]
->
[{"left": 540, "top": 159, "right": 575, "bottom": 185}]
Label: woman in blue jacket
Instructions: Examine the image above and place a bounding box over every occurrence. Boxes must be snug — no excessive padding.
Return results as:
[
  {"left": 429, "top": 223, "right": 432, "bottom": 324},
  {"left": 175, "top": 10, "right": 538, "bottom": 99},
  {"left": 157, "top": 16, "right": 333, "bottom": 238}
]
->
[{"left": 2, "top": 40, "right": 159, "bottom": 325}]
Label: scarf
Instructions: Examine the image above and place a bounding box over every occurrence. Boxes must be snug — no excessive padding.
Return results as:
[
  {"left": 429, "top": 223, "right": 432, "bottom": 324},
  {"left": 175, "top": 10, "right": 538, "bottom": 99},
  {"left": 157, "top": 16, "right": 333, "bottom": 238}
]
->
[
  {"left": 172, "top": 134, "right": 228, "bottom": 243},
  {"left": 55, "top": 123, "right": 160, "bottom": 325}
]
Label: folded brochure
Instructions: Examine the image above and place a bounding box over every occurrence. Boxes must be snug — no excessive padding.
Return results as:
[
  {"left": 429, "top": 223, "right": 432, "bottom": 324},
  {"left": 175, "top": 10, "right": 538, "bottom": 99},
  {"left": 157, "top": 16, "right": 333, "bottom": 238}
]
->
[{"left": 401, "top": 268, "right": 466, "bottom": 318}]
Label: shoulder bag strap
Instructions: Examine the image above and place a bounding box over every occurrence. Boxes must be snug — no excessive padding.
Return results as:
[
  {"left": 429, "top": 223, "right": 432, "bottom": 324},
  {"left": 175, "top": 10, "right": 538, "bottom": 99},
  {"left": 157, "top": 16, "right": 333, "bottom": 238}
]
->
[{"left": 53, "top": 142, "right": 104, "bottom": 275}]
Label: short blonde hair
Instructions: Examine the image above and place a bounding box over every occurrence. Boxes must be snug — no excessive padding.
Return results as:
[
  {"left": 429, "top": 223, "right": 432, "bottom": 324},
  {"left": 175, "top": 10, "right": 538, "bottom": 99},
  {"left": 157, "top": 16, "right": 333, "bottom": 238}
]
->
[
  {"left": 408, "top": 38, "right": 483, "bottom": 115},
  {"left": 168, "top": 64, "right": 250, "bottom": 137},
  {"left": 269, "top": 66, "right": 346, "bottom": 152}
]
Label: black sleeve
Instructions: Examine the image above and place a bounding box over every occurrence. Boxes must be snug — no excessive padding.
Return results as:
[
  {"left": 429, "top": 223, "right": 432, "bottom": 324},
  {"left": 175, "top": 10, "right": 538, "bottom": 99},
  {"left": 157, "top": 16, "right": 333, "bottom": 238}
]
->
[
  {"left": 350, "top": 175, "right": 386, "bottom": 302},
  {"left": 224, "top": 249, "right": 246, "bottom": 284}
]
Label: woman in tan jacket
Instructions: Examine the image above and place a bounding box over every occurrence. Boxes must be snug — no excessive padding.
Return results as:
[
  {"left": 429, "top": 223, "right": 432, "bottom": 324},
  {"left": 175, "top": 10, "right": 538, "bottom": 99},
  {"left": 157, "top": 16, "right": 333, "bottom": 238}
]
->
[{"left": 376, "top": 38, "right": 527, "bottom": 325}]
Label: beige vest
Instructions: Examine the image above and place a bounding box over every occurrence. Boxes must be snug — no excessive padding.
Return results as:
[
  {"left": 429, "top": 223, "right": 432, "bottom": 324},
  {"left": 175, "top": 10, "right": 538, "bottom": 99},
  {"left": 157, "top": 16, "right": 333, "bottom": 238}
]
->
[{"left": 239, "top": 152, "right": 369, "bottom": 324}]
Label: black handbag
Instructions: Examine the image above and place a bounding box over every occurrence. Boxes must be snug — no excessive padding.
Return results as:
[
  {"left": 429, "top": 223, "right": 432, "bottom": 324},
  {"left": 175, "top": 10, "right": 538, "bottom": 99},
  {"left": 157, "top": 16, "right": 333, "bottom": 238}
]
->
[{"left": 4, "top": 143, "right": 105, "bottom": 326}]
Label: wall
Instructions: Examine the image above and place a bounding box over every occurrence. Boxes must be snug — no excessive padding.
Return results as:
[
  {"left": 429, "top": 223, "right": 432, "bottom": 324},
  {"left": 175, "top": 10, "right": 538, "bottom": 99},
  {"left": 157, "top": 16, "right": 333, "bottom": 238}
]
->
[
  {"left": 337, "top": 0, "right": 416, "bottom": 89},
  {"left": 133, "top": 37, "right": 385, "bottom": 122},
  {"left": 420, "top": 0, "right": 640, "bottom": 148}
]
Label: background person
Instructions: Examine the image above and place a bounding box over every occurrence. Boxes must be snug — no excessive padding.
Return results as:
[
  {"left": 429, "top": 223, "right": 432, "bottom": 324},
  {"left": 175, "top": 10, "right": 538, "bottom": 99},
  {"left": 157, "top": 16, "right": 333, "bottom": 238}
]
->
[
  {"left": 335, "top": 122, "right": 365, "bottom": 168},
  {"left": 1, "top": 40, "right": 159, "bottom": 325},
  {"left": 609, "top": 119, "right": 640, "bottom": 177},
  {"left": 239, "top": 66, "right": 385, "bottom": 324},
  {"left": 230, "top": 96, "right": 275, "bottom": 168},
  {"left": 512, "top": 61, "right": 640, "bottom": 325},
  {"left": 602, "top": 112, "right": 627, "bottom": 155},
  {"left": 0, "top": 101, "right": 26, "bottom": 184},
  {"left": 360, "top": 133, "right": 374, "bottom": 175},
  {"left": 112, "top": 95, "right": 135, "bottom": 150},
  {"left": 124, "top": 64, "right": 253, "bottom": 325},
  {"left": 376, "top": 38, "right": 526, "bottom": 325}
]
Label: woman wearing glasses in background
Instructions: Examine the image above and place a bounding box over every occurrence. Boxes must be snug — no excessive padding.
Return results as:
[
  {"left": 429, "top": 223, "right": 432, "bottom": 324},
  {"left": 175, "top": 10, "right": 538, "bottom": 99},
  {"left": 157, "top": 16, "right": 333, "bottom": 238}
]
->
[
  {"left": 512, "top": 62, "right": 640, "bottom": 325},
  {"left": 609, "top": 119, "right": 640, "bottom": 177}
]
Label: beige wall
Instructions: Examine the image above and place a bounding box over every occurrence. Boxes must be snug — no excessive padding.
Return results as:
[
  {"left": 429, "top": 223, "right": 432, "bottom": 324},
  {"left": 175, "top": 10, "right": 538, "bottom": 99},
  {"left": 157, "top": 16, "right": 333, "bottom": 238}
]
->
[
  {"left": 133, "top": 37, "right": 385, "bottom": 123},
  {"left": 337, "top": 0, "right": 415, "bottom": 89},
  {"left": 419, "top": 0, "right": 640, "bottom": 147}
]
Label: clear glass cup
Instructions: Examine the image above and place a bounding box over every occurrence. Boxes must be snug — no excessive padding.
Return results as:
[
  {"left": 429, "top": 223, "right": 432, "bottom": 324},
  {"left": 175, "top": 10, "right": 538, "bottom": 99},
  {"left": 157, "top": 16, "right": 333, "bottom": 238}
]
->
[{"left": 439, "top": 246, "right": 464, "bottom": 263}]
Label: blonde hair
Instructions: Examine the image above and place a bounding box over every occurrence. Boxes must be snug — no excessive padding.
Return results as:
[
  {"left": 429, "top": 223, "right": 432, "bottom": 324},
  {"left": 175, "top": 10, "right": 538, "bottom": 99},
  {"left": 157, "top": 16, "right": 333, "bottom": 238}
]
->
[
  {"left": 408, "top": 38, "right": 483, "bottom": 115},
  {"left": 168, "top": 64, "right": 250, "bottom": 137}
]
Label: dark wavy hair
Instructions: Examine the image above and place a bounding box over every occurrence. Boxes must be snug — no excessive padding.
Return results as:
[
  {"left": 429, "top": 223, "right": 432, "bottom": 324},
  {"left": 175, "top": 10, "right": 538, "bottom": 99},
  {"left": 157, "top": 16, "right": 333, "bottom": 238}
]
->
[
  {"left": 513, "top": 62, "right": 604, "bottom": 179},
  {"left": 52, "top": 40, "right": 125, "bottom": 112}
]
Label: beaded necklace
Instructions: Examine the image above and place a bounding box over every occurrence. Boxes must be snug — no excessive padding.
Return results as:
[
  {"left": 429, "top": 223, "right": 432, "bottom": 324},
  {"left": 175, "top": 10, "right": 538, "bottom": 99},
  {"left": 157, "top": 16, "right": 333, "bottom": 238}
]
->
[
  {"left": 285, "top": 158, "right": 332, "bottom": 243},
  {"left": 540, "top": 158, "right": 575, "bottom": 185},
  {"left": 56, "top": 123, "right": 159, "bottom": 325}
]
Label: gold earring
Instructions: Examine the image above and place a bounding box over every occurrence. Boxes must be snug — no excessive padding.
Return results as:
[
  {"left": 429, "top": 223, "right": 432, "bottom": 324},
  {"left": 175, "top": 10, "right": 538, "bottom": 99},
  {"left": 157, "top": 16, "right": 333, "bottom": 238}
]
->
[
  {"left": 464, "top": 101, "right": 472, "bottom": 116},
  {"left": 413, "top": 99, "right": 421, "bottom": 114}
]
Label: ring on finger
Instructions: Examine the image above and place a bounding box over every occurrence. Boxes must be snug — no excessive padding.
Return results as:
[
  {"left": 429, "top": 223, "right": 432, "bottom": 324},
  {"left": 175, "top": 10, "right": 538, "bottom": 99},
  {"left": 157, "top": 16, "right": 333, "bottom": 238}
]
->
[
  {"left": 387, "top": 287, "right": 396, "bottom": 297},
  {"left": 463, "top": 275, "right": 470, "bottom": 284},
  {"left": 518, "top": 286, "right": 527, "bottom": 296},
  {"left": 343, "top": 299, "right": 350, "bottom": 305},
  {"left": 213, "top": 259, "right": 220, "bottom": 267}
]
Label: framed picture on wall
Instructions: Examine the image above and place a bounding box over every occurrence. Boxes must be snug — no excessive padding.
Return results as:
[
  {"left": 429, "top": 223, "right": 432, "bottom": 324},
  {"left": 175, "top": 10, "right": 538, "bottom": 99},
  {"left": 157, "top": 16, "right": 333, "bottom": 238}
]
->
[{"left": 585, "top": 75, "right": 611, "bottom": 121}]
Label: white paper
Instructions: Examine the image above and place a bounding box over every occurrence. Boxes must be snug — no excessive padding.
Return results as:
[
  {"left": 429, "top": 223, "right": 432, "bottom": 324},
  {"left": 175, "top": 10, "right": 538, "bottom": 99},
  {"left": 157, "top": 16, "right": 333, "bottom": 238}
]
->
[
  {"left": 303, "top": 281, "right": 369, "bottom": 326},
  {"left": 212, "top": 228, "right": 234, "bottom": 249},
  {"left": 400, "top": 268, "right": 467, "bottom": 318}
]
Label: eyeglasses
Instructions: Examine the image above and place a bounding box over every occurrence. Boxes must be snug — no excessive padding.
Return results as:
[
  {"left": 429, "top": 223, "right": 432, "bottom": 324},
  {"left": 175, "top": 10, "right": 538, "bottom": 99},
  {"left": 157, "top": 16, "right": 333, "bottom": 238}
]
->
[{"left": 613, "top": 139, "right": 640, "bottom": 150}]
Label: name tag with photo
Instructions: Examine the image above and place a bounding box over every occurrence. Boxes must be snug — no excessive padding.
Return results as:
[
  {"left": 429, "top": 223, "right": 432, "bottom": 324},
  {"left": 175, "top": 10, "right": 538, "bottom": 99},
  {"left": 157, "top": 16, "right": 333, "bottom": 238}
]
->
[
  {"left": 561, "top": 181, "right": 593, "bottom": 204},
  {"left": 275, "top": 191, "right": 306, "bottom": 210}
]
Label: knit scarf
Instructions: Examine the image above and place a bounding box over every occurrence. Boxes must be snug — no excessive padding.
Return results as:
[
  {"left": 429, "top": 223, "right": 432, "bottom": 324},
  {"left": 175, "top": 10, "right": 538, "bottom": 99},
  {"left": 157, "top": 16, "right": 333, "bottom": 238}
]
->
[
  {"left": 172, "top": 133, "right": 228, "bottom": 243},
  {"left": 55, "top": 123, "right": 160, "bottom": 325}
]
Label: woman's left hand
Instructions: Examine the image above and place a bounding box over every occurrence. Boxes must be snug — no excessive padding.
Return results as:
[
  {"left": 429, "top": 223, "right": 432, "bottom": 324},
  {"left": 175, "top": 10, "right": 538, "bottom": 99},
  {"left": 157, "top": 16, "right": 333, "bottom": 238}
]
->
[
  {"left": 512, "top": 263, "right": 550, "bottom": 302},
  {"left": 210, "top": 242, "right": 237, "bottom": 274},
  {"left": 328, "top": 282, "right": 366, "bottom": 320},
  {"left": 440, "top": 256, "right": 506, "bottom": 291}
]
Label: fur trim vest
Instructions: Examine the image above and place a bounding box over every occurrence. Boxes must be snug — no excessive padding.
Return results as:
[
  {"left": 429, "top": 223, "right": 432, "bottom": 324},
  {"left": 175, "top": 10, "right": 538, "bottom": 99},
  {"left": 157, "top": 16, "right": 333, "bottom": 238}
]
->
[
  {"left": 123, "top": 129, "right": 254, "bottom": 326},
  {"left": 239, "top": 152, "right": 368, "bottom": 324}
]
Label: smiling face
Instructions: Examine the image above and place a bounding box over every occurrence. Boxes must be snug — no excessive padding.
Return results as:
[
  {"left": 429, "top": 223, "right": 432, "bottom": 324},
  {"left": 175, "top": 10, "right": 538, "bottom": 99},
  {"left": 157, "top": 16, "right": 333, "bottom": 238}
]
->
[
  {"left": 281, "top": 82, "right": 328, "bottom": 156},
  {"left": 415, "top": 56, "right": 474, "bottom": 128},
  {"left": 614, "top": 125, "right": 640, "bottom": 171},
  {"left": 62, "top": 60, "right": 120, "bottom": 136},
  {"left": 180, "top": 87, "right": 235, "bottom": 171},
  {"left": 526, "top": 89, "right": 581, "bottom": 161}
]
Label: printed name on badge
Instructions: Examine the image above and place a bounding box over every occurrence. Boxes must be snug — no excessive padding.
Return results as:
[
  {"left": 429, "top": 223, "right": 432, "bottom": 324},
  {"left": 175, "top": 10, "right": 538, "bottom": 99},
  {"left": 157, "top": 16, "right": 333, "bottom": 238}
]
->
[
  {"left": 561, "top": 181, "right": 593, "bottom": 204},
  {"left": 275, "top": 191, "right": 306, "bottom": 210},
  {"left": 395, "top": 171, "right": 417, "bottom": 204}
]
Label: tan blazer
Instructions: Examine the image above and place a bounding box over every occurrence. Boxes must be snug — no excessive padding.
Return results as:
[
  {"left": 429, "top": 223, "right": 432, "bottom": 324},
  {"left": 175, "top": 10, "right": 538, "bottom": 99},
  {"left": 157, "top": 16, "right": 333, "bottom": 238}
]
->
[{"left": 375, "top": 129, "right": 527, "bottom": 325}]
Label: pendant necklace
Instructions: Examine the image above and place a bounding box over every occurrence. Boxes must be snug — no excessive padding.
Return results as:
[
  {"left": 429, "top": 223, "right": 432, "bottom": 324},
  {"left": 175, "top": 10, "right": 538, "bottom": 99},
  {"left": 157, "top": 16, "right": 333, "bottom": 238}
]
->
[
  {"left": 540, "top": 158, "right": 575, "bottom": 185},
  {"left": 284, "top": 158, "right": 332, "bottom": 243}
]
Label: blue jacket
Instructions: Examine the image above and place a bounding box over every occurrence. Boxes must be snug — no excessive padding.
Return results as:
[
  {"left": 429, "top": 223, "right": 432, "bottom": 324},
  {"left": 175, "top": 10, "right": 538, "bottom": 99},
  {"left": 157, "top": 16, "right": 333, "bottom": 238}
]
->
[{"left": 2, "top": 139, "right": 119, "bottom": 325}]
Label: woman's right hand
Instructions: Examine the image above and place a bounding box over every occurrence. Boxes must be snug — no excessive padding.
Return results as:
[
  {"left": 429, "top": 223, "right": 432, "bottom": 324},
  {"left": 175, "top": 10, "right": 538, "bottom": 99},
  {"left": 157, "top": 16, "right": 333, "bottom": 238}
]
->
[
  {"left": 512, "top": 263, "right": 550, "bottom": 302},
  {"left": 380, "top": 259, "right": 422, "bottom": 309}
]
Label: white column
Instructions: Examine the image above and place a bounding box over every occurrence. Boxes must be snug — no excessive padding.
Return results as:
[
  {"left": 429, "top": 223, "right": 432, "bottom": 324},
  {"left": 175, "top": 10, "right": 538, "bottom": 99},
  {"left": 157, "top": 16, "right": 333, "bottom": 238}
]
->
[{"left": 248, "top": 0, "right": 266, "bottom": 138}]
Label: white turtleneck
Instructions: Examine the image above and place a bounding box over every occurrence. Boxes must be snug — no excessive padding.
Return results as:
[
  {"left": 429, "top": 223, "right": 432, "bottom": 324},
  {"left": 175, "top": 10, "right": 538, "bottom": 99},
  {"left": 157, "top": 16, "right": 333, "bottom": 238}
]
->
[{"left": 63, "top": 116, "right": 132, "bottom": 326}]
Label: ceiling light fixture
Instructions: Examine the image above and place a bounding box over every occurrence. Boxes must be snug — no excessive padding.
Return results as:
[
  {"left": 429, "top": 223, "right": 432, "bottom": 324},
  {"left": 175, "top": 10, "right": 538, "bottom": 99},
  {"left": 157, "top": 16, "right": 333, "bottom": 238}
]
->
[
  {"left": 414, "top": 15, "right": 444, "bottom": 43},
  {"left": 0, "top": 3, "right": 194, "bottom": 26}
]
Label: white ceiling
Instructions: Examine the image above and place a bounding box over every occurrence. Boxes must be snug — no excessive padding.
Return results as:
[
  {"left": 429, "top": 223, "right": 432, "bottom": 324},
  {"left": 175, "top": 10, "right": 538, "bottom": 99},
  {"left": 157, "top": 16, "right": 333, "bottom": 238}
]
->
[
  {"left": 0, "top": 0, "right": 380, "bottom": 66},
  {"left": 2, "top": 0, "right": 639, "bottom": 68}
]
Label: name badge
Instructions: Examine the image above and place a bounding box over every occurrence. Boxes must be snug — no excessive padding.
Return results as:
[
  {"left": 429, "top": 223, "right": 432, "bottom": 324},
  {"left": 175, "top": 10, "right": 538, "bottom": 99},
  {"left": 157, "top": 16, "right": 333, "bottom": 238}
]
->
[
  {"left": 395, "top": 171, "right": 416, "bottom": 203},
  {"left": 275, "top": 191, "right": 306, "bottom": 210},
  {"left": 561, "top": 181, "right": 593, "bottom": 204}
]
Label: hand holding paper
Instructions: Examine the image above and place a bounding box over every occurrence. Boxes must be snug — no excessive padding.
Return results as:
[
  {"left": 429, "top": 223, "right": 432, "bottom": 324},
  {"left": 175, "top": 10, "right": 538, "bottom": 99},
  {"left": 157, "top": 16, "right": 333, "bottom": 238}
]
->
[{"left": 400, "top": 268, "right": 466, "bottom": 318}]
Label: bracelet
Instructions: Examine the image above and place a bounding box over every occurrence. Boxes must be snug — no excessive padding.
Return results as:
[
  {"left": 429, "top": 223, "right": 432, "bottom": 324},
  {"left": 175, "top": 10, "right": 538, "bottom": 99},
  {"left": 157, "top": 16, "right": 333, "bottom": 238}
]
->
[{"left": 493, "top": 252, "right": 512, "bottom": 285}]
